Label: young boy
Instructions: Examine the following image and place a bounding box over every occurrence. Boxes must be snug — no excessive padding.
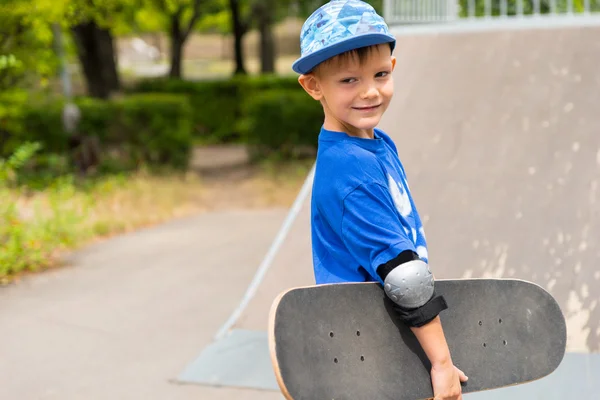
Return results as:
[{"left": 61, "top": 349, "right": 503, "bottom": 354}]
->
[{"left": 293, "top": 1, "right": 468, "bottom": 399}]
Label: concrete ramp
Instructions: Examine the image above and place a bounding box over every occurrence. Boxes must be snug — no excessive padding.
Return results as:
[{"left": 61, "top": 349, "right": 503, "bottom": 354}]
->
[
  {"left": 380, "top": 24, "right": 600, "bottom": 353},
  {"left": 180, "top": 23, "right": 600, "bottom": 397},
  {"left": 233, "top": 182, "right": 315, "bottom": 332}
]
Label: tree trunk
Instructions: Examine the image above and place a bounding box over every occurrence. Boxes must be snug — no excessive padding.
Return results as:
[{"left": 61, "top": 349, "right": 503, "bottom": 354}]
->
[
  {"left": 96, "top": 28, "right": 120, "bottom": 93},
  {"left": 259, "top": 21, "right": 275, "bottom": 74},
  {"left": 71, "top": 21, "right": 120, "bottom": 99},
  {"left": 169, "top": 36, "right": 183, "bottom": 78},
  {"left": 254, "top": 1, "right": 276, "bottom": 74},
  {"left": 229, "top": 0, "right": 248, "bottom": 75},
  {"left": 169, "top": 15, "right": 184, "bottom": 78}
]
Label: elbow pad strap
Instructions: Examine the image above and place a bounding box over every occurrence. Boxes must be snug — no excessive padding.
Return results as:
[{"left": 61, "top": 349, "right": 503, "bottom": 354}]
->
[{"left": 391, "top": 291, "right": 448, "bottom": 327}]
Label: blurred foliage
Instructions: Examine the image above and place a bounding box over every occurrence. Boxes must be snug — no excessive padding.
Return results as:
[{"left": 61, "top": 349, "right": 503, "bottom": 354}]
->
[
  {"left": 112, "top": 0, "right": 231, "bottom": 34},
  {"left": 131, "top": 74, "right": 323, "bottom": 158},
  {"left": 65, "top": 0, "right": 139, "bottom": 27},
  {"left": 0, "top": 141, "right": 43, "bottom": 186},
  {"left": 0, "top": 142, "right": 83, "bottom": 278},
  {"left": 0, "top": 145, "right": 205, "bottom": 279},
  {"left": 458, "top": 0, "right": 600, "bottom": 16},
  {"left": 1, "top": 92, "right": 194, "bottom": 173},
  {"left": 294, "top": 0, "right": 383, "bottom": 17},
  {"left": 239, "top": 88, "right": 322, "bottom": 160},
  {"left": 131, "top": 74, "right": 301, "bottom": 143},
  {"left": 0, "top": 0, "right": 66, "bottom": 89}
]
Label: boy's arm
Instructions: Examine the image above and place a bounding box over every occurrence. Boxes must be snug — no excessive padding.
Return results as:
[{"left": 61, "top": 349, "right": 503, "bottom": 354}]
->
[
  {"left": 335, "top": 181, "right": 466, "bottom": 396},
  {"left": 378, "top": 252, "right": 468, "bottom": 398},
  {"left": 410, "top": 316, "right": 452, "bottom": 367},
  {"left": 412, "top": 316, "right": 469, "bottom": 399}
]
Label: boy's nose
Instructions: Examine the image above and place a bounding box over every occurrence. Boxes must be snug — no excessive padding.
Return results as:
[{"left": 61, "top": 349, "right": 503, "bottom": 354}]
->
[{"left": 360, "top": 84, "right": 379, "bottom": 99}]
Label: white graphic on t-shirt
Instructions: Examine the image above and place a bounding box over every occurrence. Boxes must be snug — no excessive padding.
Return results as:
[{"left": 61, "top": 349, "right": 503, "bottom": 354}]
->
[
  {"left": 387, "top": 174, "right": 412, "bottom": 217},
  {"left": 416, "top": 246, "right": 428, "bottom": 259}
]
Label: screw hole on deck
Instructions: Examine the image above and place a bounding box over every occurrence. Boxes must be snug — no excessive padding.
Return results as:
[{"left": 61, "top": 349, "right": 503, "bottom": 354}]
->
[
  {"left": 499, "top": 318, "right": 502, "bottom": 324},
  {"left": 356, "top": 331, "right": 361, "bottom": 336},
  {"left": 334, "top": 358, "right": 338, "bottom": 363},
  {"left": 479, "top": 321, "right": 482, "bottom": 326},
  {"left": 503, "top": 340, "right": 507, "bottom": 346},
  {"left": 483, "top": 343, "right": 487, "bottom": 347},
  {"left": 329, "top": 332, "right": 334, "bottom": 338},
  {"left": 360, "top": 356, "right": 365, "bottom": 361}
]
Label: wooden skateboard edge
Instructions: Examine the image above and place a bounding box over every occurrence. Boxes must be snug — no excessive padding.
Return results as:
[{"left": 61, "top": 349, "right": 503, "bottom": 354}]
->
[{"left": 268, "top": 288, "right": 294, "bottom": 400}]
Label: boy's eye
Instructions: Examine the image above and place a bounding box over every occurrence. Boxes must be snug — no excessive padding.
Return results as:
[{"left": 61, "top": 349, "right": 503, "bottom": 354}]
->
[
  {"left": 340, "top": 77, "right": 357, "bottom": 84},
  {"left": 376, "top": 71, "right": 390, "bottom": 78}
]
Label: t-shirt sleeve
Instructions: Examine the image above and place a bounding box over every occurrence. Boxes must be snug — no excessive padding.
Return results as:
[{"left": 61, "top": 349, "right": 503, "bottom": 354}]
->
[{"left": 340, "top": 182, "right": 417, "bottom": 283}]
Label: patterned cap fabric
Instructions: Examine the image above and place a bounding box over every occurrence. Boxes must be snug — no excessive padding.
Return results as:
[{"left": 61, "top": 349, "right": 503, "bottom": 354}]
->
[{"left": 292, "top": 0, "right": 396, "bottom": 74}]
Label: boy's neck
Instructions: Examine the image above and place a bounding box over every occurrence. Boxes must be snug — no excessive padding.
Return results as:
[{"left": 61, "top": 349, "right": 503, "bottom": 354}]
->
[{"left": 323, "top": 118, "right": 375, "bottom": 140}]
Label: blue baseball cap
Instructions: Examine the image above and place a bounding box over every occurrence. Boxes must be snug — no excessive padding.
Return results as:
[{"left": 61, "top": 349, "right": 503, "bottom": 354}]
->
[{"left": 292, "top": 0, "right": 396, "bottom": 75}]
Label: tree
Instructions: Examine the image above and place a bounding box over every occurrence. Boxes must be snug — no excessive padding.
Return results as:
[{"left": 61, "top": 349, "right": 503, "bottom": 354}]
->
[
  {"left": 251, "top": 0, "right": 277, "bottom": 74},
  {"left": 144, "top": 0, "right": 202, "bottom": 78},
  {"left": 66, "top": 0, "right": 139, "bottom": 99},
  {"left": 229, "top": 0, "right": 249, "bottom": 75},
  {"left": 0, "top": 0, "right": 65, "bottom": 90}
]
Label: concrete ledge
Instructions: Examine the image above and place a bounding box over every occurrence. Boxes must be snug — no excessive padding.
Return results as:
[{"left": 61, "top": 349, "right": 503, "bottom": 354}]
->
[{"left": 177, "top": 329, "right": 278, "bottom": 391}]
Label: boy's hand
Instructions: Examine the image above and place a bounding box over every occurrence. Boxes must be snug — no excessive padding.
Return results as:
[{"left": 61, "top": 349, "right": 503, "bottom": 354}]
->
[{"left": 430, "top": 362, "right": 468, "bottom": 400}]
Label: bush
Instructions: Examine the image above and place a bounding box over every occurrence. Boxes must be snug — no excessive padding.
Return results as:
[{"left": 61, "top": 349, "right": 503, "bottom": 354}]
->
[
  {"left": 130, "top": 75, "right": 302, "bottom": 144},
  {"left": 111, "top": 94, "right": 193, "bottom": 169},
  {"left": 239, "top": 89, "right": 323, "bottom": 160},
  {"left": 1, "top": 92, "right": 194, "bottom": 171},
  {"left": 133, "top": 78, "right": 239, "bottom": 143},
  {"left": 0, "top": 141, "right": 42, "bottom": 185},
  {"left": 0, "top": 143, "right": 85, "bottom": 277}
]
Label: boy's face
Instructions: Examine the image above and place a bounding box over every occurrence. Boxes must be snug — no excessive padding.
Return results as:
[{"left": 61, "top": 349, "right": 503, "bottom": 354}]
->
[{"left": 299, "top": 44, "right": 396, "bottom": 138}]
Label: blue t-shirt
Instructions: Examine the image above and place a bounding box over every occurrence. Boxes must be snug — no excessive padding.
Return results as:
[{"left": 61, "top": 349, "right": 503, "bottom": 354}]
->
[{"left": 311, "top": 127, "right": 428, "bottom": 285}]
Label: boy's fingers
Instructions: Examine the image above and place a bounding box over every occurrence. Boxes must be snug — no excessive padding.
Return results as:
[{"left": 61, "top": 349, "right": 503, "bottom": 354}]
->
[{"left": 456, "top": 367, "right": 468, "bottom": 382}]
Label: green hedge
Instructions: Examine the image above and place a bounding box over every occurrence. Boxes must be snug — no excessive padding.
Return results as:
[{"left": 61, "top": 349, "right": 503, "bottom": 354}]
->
[
  {"left": 239, "top": 89, "right": 323, "bottom": 160},
  {"left": 2, "top": 75, "right": 325, "bottom": 171},
  {"left": 0, "top": 93, "right": 193, "bottom": 170},
  {"left": 130, "top": 75, "right": 302, "bottom": 144},
  {"left": 110, "top": 94, "right": 193, "bottom": 168}
]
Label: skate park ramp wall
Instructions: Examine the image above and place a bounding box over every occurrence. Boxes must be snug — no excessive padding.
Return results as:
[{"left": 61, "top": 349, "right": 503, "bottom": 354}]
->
[{"left": 176, "top": 20, "right": 600, "bottom": 399}]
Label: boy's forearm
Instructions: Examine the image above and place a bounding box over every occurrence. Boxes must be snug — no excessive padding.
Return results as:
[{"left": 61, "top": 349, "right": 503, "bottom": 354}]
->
[{"left": 410, "top": 316, "right": 453, "bottom": 368}]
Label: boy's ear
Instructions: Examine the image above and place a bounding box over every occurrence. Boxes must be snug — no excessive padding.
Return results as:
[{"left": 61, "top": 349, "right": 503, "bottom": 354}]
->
[
  {"left": 391, "top": 56, "right": 397, "bottom": 71},
  {"left": 298, "top": 74, "right": 323, "bottom": 101}
]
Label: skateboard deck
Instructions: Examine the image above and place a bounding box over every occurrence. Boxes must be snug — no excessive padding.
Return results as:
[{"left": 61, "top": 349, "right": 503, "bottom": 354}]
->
[{"left": 268, "top": 279, "right": 567, "bottom": 400}]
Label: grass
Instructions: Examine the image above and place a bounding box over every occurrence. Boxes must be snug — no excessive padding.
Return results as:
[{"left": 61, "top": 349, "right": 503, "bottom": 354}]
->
[{"left": 0, "top": 158, "right": 314, "bottom": 284}]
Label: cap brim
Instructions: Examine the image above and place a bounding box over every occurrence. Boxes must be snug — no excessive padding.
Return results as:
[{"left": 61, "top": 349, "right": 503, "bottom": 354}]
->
[{"left": 292, "top": 33, "right": 396, "bottom": 75}]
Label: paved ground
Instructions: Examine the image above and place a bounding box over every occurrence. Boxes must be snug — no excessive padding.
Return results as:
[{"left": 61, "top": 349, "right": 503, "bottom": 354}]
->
[{"left": 0, "top": 210, "right": 286, "bottom": 400}]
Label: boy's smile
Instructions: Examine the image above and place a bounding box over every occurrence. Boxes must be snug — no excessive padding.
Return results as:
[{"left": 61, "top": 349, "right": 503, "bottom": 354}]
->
[{"left": 298, "top": 43, "right": 396, "bottom": 139}]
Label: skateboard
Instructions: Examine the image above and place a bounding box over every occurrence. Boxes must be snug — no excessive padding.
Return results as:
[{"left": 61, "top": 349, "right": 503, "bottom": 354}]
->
[{"left": 268, "top": 279, "right": 567, "bottom": 400}]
